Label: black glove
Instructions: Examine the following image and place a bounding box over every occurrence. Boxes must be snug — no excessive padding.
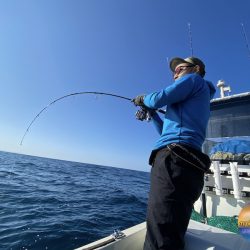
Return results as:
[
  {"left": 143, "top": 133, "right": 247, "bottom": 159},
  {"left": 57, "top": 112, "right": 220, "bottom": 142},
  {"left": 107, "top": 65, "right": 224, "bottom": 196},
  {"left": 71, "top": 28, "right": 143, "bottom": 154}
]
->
[{"left": 132, "top": 95, "right": 145, "bottom": 106}]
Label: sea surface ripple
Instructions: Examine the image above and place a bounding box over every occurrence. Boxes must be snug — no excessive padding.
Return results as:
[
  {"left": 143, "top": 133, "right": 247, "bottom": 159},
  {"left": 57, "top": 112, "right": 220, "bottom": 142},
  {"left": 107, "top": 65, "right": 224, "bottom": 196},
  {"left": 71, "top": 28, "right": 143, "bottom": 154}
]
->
[{"left": 0, "top": 151, "right": 150, "bottom": 250}]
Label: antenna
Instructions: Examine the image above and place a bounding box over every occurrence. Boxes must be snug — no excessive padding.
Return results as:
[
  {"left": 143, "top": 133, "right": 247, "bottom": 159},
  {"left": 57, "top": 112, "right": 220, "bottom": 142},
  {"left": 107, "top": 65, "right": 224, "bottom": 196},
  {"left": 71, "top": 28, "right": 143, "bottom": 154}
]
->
[
  {"left": 240, "top": 23, "right": 250, "bottom": 58},
  {"left": 187, "top": 22, "right": 194, "bottom": 56},
  {"left": 166, "top": 56, "right": 169, "bottom": 65},
  {"left": 166, "top": 56, "right": 173, "bottom": 82}
]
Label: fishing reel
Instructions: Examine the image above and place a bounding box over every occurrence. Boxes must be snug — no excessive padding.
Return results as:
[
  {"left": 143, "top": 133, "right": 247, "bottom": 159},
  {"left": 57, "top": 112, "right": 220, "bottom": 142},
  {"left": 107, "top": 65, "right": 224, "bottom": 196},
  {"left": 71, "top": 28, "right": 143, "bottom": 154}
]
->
[{"left": 135, "top": 106, "right": 152, "bottom": 122}]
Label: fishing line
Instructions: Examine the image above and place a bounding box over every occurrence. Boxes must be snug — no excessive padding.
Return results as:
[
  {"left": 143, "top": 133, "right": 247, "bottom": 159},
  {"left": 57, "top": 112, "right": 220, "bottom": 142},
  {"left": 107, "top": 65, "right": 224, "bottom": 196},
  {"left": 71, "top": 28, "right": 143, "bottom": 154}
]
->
[{"left": 20, "top": 91, "right": 166, "bottom": 145}]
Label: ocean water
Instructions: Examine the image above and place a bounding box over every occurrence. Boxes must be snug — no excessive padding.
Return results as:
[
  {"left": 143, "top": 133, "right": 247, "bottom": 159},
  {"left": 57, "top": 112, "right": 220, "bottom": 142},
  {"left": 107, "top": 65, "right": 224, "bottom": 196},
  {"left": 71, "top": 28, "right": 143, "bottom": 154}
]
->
[{"left": 0, "top": 151, "right": 150, "bottom": 250}]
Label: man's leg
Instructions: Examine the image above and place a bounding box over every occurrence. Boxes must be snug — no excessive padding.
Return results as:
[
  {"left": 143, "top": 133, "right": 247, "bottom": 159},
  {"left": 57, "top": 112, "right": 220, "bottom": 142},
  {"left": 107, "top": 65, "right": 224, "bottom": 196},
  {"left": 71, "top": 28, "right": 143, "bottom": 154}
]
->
[{"left": 144, "top": 148, "right": 204, "bottom": 250}]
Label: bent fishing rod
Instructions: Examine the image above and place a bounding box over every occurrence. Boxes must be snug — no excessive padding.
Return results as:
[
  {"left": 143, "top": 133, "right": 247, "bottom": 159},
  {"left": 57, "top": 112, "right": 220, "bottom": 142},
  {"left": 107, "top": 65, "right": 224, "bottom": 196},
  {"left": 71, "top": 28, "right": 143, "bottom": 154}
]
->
[{"left": 20, "top": 91, "right": 166, "bottom": 145}]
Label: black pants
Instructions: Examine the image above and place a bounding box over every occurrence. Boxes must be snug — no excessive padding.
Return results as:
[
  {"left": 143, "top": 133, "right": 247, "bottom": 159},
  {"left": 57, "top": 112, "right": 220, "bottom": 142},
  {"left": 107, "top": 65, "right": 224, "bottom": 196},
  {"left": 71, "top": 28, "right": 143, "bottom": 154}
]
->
[{"left": 143, "top": 145, "right": 205, "bottom": 250}]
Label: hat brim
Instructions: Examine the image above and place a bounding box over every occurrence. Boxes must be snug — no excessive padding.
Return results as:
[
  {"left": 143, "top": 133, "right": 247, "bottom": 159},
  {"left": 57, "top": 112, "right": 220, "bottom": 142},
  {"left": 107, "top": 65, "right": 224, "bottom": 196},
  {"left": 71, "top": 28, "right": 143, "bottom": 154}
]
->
[{"left": 169, "top": 57, "right": 189, "bottom": 72}]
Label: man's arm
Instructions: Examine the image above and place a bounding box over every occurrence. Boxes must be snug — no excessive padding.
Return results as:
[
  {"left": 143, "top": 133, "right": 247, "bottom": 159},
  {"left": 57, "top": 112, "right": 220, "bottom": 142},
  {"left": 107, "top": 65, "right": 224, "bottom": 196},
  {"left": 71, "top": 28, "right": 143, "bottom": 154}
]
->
[{"left": 144, "top": 74, "right": 198, "bottom": 109}]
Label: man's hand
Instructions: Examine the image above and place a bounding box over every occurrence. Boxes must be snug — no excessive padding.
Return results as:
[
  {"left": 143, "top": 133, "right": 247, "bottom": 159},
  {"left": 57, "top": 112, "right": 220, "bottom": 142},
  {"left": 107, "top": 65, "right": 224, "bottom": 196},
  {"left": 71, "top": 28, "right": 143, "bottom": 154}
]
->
[{"left": 132, "top": 95, "right": 145, "bottom": 106}]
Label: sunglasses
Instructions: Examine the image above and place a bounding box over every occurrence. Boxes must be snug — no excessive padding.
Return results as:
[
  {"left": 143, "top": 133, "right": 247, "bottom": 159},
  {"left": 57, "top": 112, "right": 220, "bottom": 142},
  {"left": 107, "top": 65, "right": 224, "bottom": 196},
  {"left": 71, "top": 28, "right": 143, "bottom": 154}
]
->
[{"left": 174, "top": 65, "right": 195, "bottom": 75}]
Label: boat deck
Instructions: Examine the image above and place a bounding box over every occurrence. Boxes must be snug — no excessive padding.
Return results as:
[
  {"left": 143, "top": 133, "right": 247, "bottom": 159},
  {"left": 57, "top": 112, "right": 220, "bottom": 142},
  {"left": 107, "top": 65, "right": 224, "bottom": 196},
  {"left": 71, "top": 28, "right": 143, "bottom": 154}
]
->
[{"left": 75, "top": 220, "right": 250, "bottom": 250}]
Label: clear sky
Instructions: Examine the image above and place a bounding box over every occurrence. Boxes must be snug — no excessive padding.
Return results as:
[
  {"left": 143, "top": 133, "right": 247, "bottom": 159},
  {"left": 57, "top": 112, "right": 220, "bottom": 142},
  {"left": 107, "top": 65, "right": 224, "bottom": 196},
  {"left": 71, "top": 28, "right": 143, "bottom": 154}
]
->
[{"left": 0, "top": 0, "right": 250, "bottom": 171}]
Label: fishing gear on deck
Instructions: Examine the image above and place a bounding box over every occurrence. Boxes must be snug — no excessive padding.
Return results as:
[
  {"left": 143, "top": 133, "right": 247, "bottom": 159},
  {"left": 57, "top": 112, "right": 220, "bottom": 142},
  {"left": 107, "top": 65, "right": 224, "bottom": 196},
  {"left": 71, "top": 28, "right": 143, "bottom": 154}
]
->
[{"left": 20, "top": 91, "right": 166, "bottom": 145}]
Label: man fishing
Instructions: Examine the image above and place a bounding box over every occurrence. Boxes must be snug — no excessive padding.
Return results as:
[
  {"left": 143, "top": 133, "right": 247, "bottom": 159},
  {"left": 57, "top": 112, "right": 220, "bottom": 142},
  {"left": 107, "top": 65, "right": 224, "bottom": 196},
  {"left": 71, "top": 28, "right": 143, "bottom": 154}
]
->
[{"left": 133, "top": 57, "right": 216, "bottom": 250}]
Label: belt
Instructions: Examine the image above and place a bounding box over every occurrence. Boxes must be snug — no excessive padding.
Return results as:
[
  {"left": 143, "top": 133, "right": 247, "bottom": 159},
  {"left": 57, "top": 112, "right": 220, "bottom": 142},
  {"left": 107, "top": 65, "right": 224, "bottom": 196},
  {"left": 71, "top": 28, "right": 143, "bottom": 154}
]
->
[
  {"left": 149, "top": 143, "right": 211, "bottom": 173},
  {"left": 167, "top": 143, "right": 211, "bottom": 172}
]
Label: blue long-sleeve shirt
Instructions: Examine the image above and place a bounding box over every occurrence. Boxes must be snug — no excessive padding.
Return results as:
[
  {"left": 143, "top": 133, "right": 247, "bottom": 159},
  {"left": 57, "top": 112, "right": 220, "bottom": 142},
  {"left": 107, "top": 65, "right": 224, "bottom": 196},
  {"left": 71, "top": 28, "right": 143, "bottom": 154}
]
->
[{"left": 143, "top": 73, "right": 216, "bottom": 151}]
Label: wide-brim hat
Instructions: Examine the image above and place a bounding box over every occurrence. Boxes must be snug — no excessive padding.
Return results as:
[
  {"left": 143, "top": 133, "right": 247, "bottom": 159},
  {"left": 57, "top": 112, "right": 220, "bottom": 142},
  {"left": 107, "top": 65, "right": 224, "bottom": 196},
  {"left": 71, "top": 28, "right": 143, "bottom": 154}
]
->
[{"left": 170, "top": 57, "right": 205, "bottom": 72}]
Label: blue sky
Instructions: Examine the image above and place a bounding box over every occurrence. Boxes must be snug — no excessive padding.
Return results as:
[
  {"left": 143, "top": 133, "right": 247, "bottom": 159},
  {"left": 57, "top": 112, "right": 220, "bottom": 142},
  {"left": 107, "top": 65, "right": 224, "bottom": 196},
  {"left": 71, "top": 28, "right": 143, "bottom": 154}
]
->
[{"left": 0, "top": 0, "right": 250, "bottom": 171}]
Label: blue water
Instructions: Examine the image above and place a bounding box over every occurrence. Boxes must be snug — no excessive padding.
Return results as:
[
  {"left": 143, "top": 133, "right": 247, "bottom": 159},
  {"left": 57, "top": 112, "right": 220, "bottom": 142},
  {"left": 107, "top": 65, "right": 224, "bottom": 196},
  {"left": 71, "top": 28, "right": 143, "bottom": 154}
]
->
[{"left": 0, "top": 151, "right": 150, "bottom": 250}]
